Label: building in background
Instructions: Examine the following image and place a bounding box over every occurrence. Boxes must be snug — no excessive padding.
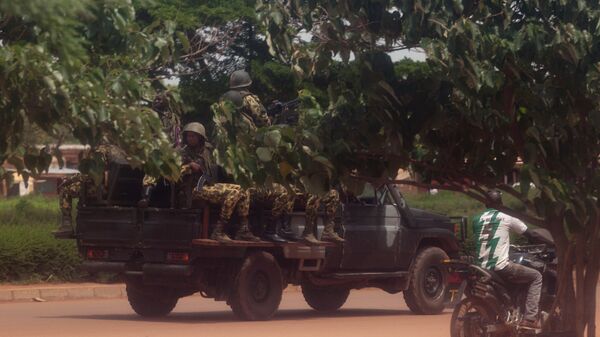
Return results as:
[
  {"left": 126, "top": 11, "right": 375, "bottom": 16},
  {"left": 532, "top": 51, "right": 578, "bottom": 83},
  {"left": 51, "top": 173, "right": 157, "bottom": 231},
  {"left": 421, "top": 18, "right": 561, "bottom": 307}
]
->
[{"left": 1, "top": 145, "right": 85, "bottom": 198}]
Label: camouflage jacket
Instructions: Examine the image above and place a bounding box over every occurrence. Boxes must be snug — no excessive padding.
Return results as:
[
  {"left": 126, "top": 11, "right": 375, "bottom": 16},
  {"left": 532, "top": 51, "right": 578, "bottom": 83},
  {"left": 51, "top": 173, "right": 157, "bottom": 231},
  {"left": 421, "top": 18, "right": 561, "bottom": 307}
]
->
[
  {"left": 180, "top": 144, "right": 217, "bottom": 185},
  {"left": 160, "top": 110, "right": 182, "bottom": 148},
  {"left": 239, "top": 90, "right": 272, "bottom": 127}
]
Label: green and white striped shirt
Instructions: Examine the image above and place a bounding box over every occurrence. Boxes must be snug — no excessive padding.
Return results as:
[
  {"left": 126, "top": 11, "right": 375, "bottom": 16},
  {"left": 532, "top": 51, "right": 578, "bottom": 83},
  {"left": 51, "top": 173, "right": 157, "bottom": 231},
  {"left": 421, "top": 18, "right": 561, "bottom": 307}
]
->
[{"left": 472, "top": 209, "right": 528, "bottom": 271}]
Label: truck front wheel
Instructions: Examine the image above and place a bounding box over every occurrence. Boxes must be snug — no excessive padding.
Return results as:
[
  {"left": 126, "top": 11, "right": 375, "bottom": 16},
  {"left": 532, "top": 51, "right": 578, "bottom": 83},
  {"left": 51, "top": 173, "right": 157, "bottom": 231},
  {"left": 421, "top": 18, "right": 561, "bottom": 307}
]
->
[
  {"left": 229, "top": 251, "right": 283, "bottom": 321},
  {"left": 126, "top": 283, "right": 178, "bottom": 317},
  {"left": 301, "top": 285, "right": 350, "bottom": 312},
  {"left": 404, "top": 246, "right": 449, "bottom": 315}
]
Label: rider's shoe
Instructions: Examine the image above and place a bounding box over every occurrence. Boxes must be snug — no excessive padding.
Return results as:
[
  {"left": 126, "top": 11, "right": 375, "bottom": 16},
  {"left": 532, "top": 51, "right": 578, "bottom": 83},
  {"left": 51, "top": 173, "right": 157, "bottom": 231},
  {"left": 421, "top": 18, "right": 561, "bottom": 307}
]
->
[{"left": 519, "top": 319, "right": 541, "bottom": 331}]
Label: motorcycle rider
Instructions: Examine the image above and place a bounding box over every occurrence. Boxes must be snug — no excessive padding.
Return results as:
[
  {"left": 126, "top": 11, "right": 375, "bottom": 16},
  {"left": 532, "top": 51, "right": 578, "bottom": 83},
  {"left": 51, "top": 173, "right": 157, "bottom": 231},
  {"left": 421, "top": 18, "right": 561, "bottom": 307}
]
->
[{"left": 473, "top": 189, "right": 542, "bottom": 330}]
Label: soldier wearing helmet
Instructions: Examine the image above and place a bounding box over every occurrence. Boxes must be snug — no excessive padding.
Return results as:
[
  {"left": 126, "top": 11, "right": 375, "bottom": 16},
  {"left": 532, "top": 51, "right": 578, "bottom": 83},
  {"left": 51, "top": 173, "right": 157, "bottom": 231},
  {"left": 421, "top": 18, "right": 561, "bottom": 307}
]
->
[
  {"left": 180, "top": 122, "right": 259, "bottom": 243},
  {"left": 228, "top": 70, "right": 272, "bottom": 127}
]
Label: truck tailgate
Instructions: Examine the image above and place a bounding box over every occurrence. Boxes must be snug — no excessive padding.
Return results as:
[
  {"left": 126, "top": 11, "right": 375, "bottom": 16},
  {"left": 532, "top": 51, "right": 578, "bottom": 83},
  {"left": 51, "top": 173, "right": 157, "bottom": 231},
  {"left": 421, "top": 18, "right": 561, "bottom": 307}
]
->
[
  {"left": 76, "top": 207, "right": 203, "bottom": 248},
  {"left": 141, "top": 209, "right": 202, "bottom": 247},
  {"left": 77, "top": 207, "right": 138, "bottom": 244}
]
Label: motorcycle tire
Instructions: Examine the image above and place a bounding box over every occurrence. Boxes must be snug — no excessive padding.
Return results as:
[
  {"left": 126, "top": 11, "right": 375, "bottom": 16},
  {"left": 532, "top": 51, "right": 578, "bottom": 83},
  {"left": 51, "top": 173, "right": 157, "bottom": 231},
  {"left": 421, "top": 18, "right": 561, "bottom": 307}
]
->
[{"left": 450, "top": 298, "right": 506, "bottom": 337}]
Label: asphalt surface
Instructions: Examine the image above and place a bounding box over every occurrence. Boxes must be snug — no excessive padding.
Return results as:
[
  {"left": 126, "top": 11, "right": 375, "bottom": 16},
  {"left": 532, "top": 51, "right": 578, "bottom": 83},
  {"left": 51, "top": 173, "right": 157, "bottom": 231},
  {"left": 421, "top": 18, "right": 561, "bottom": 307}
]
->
[{"left": 0, "top": 289, "right": 452, "bottom": 337}]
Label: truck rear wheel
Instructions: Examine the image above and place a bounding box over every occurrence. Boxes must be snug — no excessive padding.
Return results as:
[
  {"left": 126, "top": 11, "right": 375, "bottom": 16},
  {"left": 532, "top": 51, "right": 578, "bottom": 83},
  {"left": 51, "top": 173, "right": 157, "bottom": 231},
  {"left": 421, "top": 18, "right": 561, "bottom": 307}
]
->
[
  {"left": 404, "top": 246, "right": 449, "bottom": 315},
  {"left": 301, "top": 285, "right": 349, "bottom": 312},
  {"left": 229, "top": 251, "right": 283, "bottom": 321},
  {"left": 126, "top": 283, "right": 178, "bottom": 317}
]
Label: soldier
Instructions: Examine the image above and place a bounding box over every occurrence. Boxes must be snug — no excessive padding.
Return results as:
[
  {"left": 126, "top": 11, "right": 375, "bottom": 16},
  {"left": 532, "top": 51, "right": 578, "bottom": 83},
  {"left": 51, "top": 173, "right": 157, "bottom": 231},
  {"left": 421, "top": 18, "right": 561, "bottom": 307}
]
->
[
  {"left": 220, "top": 86, "right": 293, "bottom": 243},
  {"left": 54, "top": 144, "right": 126, "bottom": 238},
  {"left": 180, "top": 122, "right": 259, "bottom": 243},
  {"left": 247, "top": 185, "right": 295, "bottom": 243},
  {"left": 227, "top": 70, "right": 272, "bottom": 127},
  {"left": 139, "top": 92, "right": 182, "bottom": 207},
  {"left": 301, "top": 190, "right": 346, "bottom": 244}
]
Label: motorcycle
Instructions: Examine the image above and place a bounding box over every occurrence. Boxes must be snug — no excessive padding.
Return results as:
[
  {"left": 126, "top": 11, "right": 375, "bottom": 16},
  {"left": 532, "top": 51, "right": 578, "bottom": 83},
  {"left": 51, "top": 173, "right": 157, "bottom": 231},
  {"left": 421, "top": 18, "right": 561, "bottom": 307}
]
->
[{"left": 447, "top": 228, "right": 557, "bottom": 337}]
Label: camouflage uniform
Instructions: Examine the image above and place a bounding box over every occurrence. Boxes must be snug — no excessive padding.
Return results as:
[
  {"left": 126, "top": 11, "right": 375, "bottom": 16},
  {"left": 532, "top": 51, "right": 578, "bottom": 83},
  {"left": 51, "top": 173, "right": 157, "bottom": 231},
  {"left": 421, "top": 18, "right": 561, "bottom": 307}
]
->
[
  {"left": 139, "top": 95, "right": 181, "bottom": 205},
  {"left": 226, "top": 70, "right": 295, "bottom": 242},
  {"left": 180, "top": 129, "right": 258, "bottom": 242},
  {"left": 247, "top": 184, "right": 295, "bottom": 242},
  {"left": 58, "top": 174, "right": 95, "bottom": 218},
  {"left": 152, "top": 91, "right": 182, "bottom": 147},
  {"left": 248, "top": 184, "right": 293, "bottom": 218},
  {"left": 239, "top": 90, "right": 272, "bottom": 127},
  {"left": 300, "top": 189, "right": 345, "bottom": 244},
  {"left": 55, "top": 145, "right": 125, "bottom": 237}
]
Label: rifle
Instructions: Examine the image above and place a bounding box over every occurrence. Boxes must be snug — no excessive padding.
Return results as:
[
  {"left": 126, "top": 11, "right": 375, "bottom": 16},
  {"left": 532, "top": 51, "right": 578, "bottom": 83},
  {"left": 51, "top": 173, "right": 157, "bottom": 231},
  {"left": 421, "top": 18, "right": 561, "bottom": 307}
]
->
[{"left": 267, "top": 98, "right": 300, "bottom": 124}]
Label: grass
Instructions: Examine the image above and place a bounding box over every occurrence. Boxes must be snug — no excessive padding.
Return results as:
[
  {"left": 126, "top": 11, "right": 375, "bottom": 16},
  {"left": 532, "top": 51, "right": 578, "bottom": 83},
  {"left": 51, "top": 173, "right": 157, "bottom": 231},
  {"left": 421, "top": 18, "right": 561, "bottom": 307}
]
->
[
  {"left": 0, "top": 194, "right": 87, "bottom": 284},
  {"left": 0, "top": 194, "right": 60, "bottom": 226},
  {"left": 405, "top": 189, "right": 533, "bottom": 254},
  {"left": 404, "top": 190, "right": 486, "bottom": 220}
]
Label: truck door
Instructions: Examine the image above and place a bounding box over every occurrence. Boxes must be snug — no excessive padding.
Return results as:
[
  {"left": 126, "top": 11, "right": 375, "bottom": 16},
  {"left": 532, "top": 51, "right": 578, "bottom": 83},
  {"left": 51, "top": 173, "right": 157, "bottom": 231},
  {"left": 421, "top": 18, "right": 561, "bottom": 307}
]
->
[{"left": 340, "top": 183, "right": 402, "bottom": 270}]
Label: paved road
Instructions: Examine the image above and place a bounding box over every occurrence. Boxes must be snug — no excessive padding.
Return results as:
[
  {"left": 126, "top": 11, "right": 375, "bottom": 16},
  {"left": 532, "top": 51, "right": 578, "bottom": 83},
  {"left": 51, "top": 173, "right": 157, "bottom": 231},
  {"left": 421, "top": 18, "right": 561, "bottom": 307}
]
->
[{"left": 0, "top": 289, "right": 452, "bottom": 337}]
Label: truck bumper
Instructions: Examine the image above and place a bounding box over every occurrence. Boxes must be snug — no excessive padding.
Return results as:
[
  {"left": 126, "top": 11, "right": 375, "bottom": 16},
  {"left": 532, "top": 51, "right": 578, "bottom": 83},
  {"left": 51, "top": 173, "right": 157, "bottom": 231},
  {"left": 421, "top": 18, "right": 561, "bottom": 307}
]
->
[{"left": 81, "top": 261, "right": 192, "bottom": 277}]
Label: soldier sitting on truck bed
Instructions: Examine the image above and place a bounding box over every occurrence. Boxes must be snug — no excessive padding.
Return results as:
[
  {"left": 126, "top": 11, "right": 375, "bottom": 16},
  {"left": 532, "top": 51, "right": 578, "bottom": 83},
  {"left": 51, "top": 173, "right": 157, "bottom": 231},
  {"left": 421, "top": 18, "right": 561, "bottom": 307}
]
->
[
  {"left": 55, "top": 144, "right": 126, "bottom": 238},
  {"left": 180, "top": 122, "right": 260, "bottom": 243}
]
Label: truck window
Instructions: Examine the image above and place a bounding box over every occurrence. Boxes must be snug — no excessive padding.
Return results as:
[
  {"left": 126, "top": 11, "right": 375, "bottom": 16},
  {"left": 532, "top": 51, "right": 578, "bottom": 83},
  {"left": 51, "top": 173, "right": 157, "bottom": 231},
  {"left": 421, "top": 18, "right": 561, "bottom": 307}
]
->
[
  {"left": 356, "top": 183, "right": 377, "bottom": 205},
  {"left": 377, "top": 185, "right": 395, "bottom": 205}
]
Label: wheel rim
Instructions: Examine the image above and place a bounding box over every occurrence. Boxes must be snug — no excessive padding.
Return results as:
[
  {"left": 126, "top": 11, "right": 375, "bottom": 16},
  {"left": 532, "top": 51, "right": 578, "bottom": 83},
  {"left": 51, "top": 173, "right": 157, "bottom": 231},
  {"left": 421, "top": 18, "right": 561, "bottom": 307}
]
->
[
  {"left": 454, "top": 302, "right": 492, "bottom": 337},
  {"left": 250, "top": 271, "right": 270, "bottom": 303},
  {"left": 423, "top": 266, "right": 443, "bottom": 298}
]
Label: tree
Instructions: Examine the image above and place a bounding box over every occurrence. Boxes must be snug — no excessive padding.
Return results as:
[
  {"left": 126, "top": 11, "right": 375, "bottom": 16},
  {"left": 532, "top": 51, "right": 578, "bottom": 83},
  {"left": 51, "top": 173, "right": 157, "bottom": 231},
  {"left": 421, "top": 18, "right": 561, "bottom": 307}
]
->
[
  {"left": 256, "top": 1, "right": 600, "bottom": 335},
  {"left": 0, "top": 0, "right": 202, "bottom": 182},
  {"left": 137, "top": 0, "right": 323, "bottom": 135}
]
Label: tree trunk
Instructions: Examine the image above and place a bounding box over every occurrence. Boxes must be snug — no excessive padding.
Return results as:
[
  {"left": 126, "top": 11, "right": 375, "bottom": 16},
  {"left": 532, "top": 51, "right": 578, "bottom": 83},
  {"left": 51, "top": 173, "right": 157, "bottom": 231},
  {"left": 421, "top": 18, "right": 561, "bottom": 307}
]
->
[
  {"left": 549, "top": 218, "right": 576, "bottom": 332},
  {"left": 584, "top": 217, "right": 600, "bottom": 337},
  {"left": 576, "top": 233, "right": 586, "bottom": 337}
]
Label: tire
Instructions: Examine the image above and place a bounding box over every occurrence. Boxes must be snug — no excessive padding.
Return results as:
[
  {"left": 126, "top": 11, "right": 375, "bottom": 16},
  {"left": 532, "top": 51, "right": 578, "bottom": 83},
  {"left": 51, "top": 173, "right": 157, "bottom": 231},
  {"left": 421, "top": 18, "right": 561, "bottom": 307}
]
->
[
  {"left": 126, "top": 283, "right": 178, "bottom": 317},
  {"left": 450, "top": 298, "right": 503, "bottom": 337},
  {"left": 301, "top": 285, "right": 350, "bottom": 312},
  {"left": 229, "top": 251, "right": 283, "bottom": 321},
  {"left": 404, "top": 246, "right": 449, "bottom": 314}
]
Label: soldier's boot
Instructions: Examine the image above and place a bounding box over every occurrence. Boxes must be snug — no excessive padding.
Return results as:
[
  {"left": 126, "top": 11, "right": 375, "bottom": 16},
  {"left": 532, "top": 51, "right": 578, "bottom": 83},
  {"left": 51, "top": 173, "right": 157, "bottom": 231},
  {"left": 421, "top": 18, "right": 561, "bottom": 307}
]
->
[
  {"left": 277, "top": 216, "right": 301, "bottom": 241},
  {"left": 210, "top": 220, "right": 233, "bottom": 243},
  {"left": 301, "top": 220, "right": 320, "bottom": 245},
  {"left": 235, "top": 221, "right": 260, "bottom": 242},
  {"left": 53, "top": 216, "right": 75, "bottom": 238},
  {"left": 301, "top": 232, "right": 320, "bottom": 245},
  {"left": 137, "top": 185, "right": 154, "bottom": 208},
  {"left": 320, "top": 220, "right": 345, "bottom": 243},
  {"left": 262, "top": 216, "right": 287, "bottom": 243}
]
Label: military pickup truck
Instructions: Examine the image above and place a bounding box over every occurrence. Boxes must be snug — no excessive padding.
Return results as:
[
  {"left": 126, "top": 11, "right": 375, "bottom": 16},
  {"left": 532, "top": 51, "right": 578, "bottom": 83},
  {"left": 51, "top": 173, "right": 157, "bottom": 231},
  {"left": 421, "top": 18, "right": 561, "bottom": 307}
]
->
[{"left": 59, "top": 163, "right": 466, "bottom": 320}]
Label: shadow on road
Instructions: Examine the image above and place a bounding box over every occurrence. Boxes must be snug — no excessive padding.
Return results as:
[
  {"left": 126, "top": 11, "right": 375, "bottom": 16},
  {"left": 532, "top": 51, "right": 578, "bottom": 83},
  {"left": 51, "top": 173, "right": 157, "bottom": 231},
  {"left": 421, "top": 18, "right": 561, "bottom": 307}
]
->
[{"left": 43, "top": 308, "right": 419, "bottom": 324}]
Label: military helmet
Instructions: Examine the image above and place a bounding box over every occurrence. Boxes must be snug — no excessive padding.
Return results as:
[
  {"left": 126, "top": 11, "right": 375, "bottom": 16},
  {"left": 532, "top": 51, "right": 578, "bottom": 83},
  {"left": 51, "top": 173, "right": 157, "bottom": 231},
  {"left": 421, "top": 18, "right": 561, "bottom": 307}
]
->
[
  {"left": 221, "top": 90, "right": 244, "bottom": 108},
  {"left": 229, "top": 70, "right": 252, "bottom": 89},
  {"left": 182, "top": 122, "right": 207, "bottom": 139},
  {"left": 486, "top": 189, "right": 503, "bottom": 205}
]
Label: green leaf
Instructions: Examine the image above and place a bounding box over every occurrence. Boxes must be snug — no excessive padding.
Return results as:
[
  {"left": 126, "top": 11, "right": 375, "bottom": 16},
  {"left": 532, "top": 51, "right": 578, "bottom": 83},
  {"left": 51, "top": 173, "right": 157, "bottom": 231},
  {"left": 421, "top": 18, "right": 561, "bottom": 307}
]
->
[
  {"left": 176, "top": 31, "right": 190, "bottom": 52},
  {"left": 256, "top": 147, "right": 273, "bottom": 162},
  {"left": 264, "top": 130, "right": 282, "bottom": 147}
]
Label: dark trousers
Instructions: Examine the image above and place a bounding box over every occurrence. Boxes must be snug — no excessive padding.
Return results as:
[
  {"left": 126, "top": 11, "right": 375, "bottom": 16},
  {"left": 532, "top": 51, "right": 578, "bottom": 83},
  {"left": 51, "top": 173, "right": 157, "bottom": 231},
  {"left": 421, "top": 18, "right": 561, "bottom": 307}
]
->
[{"left": 496, "top": 262, "right": 543, "bottom": 321}]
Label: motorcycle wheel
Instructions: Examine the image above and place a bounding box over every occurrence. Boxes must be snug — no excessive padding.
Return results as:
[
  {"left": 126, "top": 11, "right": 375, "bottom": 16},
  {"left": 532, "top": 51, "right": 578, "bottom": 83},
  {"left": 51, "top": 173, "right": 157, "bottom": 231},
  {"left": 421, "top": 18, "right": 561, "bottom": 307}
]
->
[{"left": 450, "top": 298, "right": 507, "bottom": 337}]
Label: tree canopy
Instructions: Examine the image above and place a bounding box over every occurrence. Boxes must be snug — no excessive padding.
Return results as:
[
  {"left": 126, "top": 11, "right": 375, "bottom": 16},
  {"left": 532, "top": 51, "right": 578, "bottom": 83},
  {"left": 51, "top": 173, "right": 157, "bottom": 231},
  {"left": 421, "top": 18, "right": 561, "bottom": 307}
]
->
[
  {"left": 251, "top": 1, "right": 600, "bottom": 335},
  {"left": 0, "top": 0, "right": 194, "bottom": 182}
]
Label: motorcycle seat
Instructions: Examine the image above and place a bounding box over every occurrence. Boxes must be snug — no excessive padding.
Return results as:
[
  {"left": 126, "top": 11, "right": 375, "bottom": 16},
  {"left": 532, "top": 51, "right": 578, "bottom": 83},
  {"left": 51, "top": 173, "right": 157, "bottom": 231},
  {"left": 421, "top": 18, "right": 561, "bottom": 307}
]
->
[{"left": 470, "top": 264, "right": 508, "bottom": 286}]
